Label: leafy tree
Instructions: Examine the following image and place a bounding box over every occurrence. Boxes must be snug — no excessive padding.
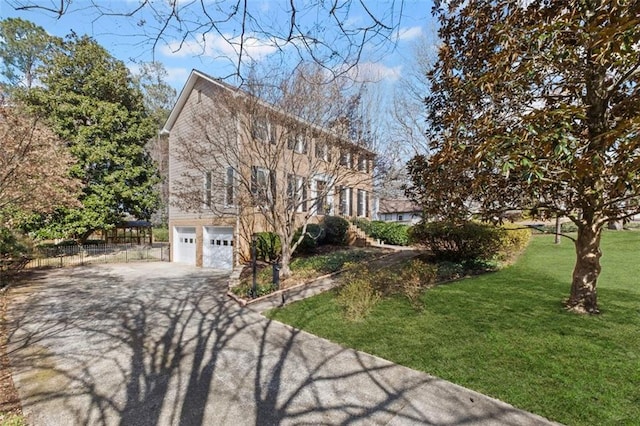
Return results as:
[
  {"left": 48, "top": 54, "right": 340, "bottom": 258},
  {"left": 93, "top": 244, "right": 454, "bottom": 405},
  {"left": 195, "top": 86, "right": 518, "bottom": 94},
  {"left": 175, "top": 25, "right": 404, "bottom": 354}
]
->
[
  {"left": 406, "top": 0, "right": 640, "bottom": 314},
  {"left": 0, "top": 17, "right": 61, "bottom": 89},
  {"left": 20, "top": 35, "right": 160, "bottom": 242},
  {"left": 0, "top": 104, "right": 80, "bottom": 227}
]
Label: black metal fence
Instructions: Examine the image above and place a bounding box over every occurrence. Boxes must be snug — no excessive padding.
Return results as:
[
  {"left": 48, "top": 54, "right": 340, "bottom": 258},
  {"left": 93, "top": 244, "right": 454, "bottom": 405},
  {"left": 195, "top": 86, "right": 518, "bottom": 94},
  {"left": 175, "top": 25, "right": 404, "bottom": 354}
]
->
[{"left": 23, "top": 243, "right": 170, "bottom": 270}]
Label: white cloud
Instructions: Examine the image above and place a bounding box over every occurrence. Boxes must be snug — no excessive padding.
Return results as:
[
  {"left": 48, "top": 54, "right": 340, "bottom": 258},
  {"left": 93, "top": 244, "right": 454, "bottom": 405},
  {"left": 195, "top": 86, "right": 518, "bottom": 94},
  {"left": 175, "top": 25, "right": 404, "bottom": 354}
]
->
[
  {"left": 396, "top": 26, "right": 423, "bottom": 41},
  {"left": 346, "top": 62, "right": 402, "bottom": 83},
  {"left": 160, "top": 32, "right": 278, "bottom": 63},
  {"left": 165, "top": 67, "right": 190, "bottom": 84}
]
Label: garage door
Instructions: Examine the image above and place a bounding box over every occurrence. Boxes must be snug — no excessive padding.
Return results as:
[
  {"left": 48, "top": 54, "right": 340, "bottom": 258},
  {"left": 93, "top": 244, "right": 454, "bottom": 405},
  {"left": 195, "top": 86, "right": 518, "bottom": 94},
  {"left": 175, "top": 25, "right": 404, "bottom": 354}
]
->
[
  {"left": 203, "top": 227, "right": 234, "bottom": 270},
  {"left": 173, "top": 227, "right": 196, "bottom": 265}
]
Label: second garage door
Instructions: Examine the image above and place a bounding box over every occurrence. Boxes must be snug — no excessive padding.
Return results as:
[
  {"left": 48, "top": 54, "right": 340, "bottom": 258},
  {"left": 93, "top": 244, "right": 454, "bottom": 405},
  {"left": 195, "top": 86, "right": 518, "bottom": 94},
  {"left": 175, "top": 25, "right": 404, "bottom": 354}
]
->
[{"left": 203, "top": 227, "right": 234, "bottom": 270}]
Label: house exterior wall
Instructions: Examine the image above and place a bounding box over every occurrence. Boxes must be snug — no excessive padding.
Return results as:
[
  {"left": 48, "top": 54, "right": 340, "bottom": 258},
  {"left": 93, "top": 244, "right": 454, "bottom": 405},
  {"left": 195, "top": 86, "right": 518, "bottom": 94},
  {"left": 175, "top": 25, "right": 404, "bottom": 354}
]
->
[{"left": 166, "top": 71, "right": 375, "bottom": 269}]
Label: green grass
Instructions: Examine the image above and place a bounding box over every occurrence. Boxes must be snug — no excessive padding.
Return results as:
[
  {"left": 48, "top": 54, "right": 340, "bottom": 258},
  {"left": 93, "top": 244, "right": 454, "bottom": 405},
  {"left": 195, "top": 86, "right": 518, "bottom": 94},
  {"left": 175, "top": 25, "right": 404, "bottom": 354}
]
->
[{"left": 267, "top": 232, "right": 640, "bottom": 425}]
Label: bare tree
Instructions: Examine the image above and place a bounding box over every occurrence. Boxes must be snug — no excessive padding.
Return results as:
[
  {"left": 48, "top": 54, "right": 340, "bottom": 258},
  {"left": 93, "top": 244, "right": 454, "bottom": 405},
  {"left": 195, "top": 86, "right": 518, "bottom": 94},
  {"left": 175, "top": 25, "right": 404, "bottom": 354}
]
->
[
  {"left": 7, "top": 0, "right": 405, "bottom": 80},
  {"left": 170, "top": 66, "right": 375, "bottom": 277},
  {"left": 0, "top": 104, "right": 80, "bottom": 227},
  {"left": 390, "top": 33, "right": 438, "bottom": 158}
]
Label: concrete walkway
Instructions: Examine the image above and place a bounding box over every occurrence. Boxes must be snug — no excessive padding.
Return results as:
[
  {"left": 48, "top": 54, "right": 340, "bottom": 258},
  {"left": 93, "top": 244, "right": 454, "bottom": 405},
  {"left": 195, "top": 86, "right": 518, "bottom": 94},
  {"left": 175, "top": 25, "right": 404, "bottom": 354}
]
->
[{"left": 6, "top": 262, "right": 559, "bottom": 425}]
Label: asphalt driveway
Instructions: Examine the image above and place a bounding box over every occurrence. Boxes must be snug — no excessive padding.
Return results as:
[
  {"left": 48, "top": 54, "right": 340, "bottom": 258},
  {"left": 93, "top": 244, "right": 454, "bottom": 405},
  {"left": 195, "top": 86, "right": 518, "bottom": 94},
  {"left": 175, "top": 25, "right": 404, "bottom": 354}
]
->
[{"left": 6, "top": 262, "right": 556, "bottom": 425}]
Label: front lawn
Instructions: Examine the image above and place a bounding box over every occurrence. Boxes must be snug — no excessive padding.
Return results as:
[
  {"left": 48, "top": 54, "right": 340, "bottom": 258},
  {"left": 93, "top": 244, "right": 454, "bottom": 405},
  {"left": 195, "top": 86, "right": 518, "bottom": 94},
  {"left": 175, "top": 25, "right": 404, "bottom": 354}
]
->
[{"left": 267, "top": 232, "right": 640, "bottom": 425}]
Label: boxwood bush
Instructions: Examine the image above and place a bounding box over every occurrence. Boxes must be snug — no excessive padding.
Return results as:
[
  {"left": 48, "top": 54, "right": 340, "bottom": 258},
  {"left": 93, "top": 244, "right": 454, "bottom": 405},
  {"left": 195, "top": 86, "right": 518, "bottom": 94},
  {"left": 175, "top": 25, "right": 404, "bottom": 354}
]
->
[{"left": 323, "top": 216, "right": 350, "bottom": 245}]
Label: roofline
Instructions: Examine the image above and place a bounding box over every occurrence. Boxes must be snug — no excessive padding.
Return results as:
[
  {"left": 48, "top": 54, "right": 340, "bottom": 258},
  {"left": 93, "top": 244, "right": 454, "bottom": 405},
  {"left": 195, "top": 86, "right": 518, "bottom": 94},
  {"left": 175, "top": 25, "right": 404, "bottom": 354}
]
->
[
  {"left": 161, "top": 69, "right": 238, "bottom": 135},
  {"left": 160, "top": 69, "right": 375, "bottom": 156}
]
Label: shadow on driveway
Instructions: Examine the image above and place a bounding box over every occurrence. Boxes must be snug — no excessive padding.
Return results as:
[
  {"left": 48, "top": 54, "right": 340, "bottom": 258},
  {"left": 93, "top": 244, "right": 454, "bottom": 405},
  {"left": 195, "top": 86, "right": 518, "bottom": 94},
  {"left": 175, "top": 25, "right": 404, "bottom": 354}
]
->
[{"left": 6, "top": 263, "right": 555, "bottom": 425}]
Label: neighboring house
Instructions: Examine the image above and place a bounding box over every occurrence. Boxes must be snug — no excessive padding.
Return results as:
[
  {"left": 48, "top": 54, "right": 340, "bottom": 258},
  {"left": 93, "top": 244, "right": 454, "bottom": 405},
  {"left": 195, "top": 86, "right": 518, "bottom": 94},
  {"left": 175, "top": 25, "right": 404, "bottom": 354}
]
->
[
  {"left": 376, "top": 199, "right": 422, "bottom": 225},
  {"left": 162, "top": 70, "right": 375, "bottom": 269}
]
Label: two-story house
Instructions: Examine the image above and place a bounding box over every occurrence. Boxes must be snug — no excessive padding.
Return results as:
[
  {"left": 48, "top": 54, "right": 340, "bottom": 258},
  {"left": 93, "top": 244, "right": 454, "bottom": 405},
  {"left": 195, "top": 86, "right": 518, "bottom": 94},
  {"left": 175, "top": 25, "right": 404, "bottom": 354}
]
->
[{"left": 162, "top": 70, "right": 375, "bottom": 269}]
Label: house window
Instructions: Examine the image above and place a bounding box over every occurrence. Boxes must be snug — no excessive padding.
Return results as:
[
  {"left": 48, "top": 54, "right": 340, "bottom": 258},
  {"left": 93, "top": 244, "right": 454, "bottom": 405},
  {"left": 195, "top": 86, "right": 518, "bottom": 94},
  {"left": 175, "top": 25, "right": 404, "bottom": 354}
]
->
[
  {"left": 357, "top": 155, "right": 368, "bottom": 172},
  {"left": 339, "top": 186, "right": 352, "bottom": 216},
  {"left": 357, "top": 189, "right": 368, "bottom": 217},
  {"left": 340, "top": 151, "right": 351, "bottom": 168},
  {"left": 315, "top": 141, "right": 331, "bottom": 162},
  {"left": 251, "top": 166, "right": 275, "bottom": 204},
  {"left": 225, "top": 167, "right": 235, "bottom": 206},
  {"left": 287, "top": 133, "right": 308, "bottom": 154},
  {"left": 287, "top": 174, "right": 307, "bottom": 212},
  {"left": 398, "top": 214, "right": 404, "bottom": 222},
  {"left": 252, "top": 117, "right": 275, "bottom": 144},
  {"left": 203, "top": 171, "right": 212, "bottom": 207},
  {"left": 315, "top": 179, "right": 328, "bottom": 215}
]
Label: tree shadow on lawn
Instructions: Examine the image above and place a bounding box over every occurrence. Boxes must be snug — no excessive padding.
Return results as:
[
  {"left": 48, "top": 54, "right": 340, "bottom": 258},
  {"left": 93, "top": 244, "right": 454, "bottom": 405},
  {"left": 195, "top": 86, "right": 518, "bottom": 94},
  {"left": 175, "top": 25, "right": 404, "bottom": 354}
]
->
[{"left": 5, "top": 264, "right": 552, "bottom": 425}]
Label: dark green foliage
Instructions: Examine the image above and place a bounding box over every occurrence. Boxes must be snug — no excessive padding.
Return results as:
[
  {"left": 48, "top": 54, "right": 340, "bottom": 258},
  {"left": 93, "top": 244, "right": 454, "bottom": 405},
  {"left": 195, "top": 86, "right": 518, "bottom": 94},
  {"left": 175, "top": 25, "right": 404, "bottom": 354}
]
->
[
  {"left": 293, "top": 223, "right": 324, "bottom": 253},
  {"left": 410, "top": 221, "right": 507, "bottom": 262},
  {"left": 256, "top": 232, "right": 282, "bottom": 262},
  {"left": 323, "top": 215, "right": 349, "bottom": 245},
  {"left": 0, "top": 227, "right": 30, "bottom": 258},
  {"left": 353, "top": 219, "right": 410, "bottom": 246},
  {"left": 18, "top": 34, "right": 159, "bottom": 242}
]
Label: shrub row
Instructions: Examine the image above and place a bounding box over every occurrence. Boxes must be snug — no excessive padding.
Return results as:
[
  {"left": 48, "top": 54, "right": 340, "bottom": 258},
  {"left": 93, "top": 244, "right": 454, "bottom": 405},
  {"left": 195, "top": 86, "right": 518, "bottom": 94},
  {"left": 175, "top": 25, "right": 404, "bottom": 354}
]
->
[
  {"left": 353, "top": 219, "right": 410, "bottom": 246},
  {"left": 409, "top": 221, "right": 530, "bottom": 263},
  {"left": 255, "top": 216, "right": 351, "bottom": 261}
]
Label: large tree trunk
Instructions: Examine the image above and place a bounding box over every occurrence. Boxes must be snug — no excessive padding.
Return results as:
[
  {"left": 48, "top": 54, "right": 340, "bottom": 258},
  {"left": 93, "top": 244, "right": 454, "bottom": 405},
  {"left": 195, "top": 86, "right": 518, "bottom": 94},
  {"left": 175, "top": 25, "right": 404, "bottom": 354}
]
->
[
  {"left": 566, "top": 224, "right": 602, "bottom": 314},
  {"left": 280, "top": 239, "right": 293, "bottom": 279}
]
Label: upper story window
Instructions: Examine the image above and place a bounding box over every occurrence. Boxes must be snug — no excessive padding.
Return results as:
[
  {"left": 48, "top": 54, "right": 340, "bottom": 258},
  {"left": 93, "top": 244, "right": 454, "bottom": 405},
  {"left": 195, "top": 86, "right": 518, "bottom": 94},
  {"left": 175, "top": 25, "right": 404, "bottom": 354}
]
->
[
  {"left": 287, "top": 132, "right": 308, "bottom": 154},
  {"left": 340, "top": 151, "right": 352, "bottom": 168},
  {"left": 315, "top": 141, "right": 331, "bottom": 162},
  {"left": 252, "top": 117, "right": 275, "bottom": 144},
  {"left": 357, "top": 155, "right": 369, "bottom": 172}
]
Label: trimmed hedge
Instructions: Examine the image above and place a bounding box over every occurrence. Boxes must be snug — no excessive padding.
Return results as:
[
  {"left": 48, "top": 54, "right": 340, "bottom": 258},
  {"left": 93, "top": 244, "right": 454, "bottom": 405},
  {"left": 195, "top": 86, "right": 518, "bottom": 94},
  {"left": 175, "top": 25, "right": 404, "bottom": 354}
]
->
[
  {"left": 409, "top": 221, "right": 530, "bottom": 263},
  {"left": 353, "top": 219, "right": 410, "bottom": 246},
  {"left": 323, "top": 216, "right": 350, "bottom": 245}
]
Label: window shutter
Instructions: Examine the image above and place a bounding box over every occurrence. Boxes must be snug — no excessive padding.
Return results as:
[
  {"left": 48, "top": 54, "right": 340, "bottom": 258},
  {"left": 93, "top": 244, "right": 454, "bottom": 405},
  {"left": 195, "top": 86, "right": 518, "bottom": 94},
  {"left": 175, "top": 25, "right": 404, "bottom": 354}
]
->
[
  {"left": 226, "top": 167, "right": 234, "bottom": 205},
  {"left": 251, "top": 166, "right": 258, "bottom": 196}
]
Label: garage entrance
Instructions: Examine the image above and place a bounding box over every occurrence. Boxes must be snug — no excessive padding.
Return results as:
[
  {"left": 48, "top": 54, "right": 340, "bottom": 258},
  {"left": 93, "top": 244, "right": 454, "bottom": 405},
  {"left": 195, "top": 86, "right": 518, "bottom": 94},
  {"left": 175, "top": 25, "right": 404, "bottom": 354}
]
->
[
  {"left": 203, "top": 226, "right": 234, "bottom": 270},
  {"left": 173, "top": 227, "right": 196, "bottom": 265}
]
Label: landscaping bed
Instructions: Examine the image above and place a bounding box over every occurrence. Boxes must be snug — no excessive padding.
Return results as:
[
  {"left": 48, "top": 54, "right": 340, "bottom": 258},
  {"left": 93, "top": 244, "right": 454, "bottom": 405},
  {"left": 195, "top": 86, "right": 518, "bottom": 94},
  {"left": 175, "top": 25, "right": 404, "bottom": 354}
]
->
[{"left": 230, "top": 246, "right": 393, "bottom": 300}]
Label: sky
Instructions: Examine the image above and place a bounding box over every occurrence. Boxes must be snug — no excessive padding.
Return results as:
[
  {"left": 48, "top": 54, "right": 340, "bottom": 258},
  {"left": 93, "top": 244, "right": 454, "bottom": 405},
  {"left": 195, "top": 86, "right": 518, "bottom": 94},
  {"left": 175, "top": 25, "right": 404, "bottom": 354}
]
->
[{"left": 1, "top": 0, "right": 437, "bottom": 92}]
